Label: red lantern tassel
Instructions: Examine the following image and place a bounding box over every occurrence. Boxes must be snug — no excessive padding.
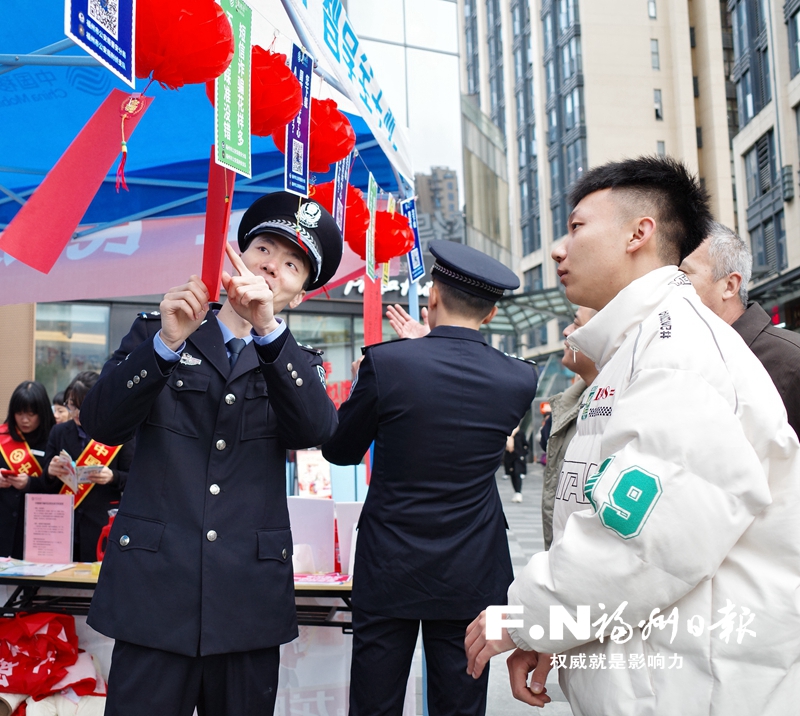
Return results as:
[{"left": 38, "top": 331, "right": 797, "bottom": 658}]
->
[{"left": 115, "top": 95, "right": 146, "bottom": 193}]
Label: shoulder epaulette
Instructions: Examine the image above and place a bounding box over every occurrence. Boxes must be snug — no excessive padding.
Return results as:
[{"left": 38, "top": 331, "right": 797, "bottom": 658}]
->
[
  {"left": 138, "top": 311, "right": 162, "bottom": 320},
  {"left": 360, "top": 338, "right": 409, "bottom": 355},
  {"left": 503, "top": 351, "right": 537, "bottom": 366},
  {"left": 299, "top": 343, "right": 324, "bottom": 356}
]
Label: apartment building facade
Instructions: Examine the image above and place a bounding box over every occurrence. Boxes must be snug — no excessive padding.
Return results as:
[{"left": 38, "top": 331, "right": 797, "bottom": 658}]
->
[{"left": 457, "top": 0, "right": 745, "bottom": 358}]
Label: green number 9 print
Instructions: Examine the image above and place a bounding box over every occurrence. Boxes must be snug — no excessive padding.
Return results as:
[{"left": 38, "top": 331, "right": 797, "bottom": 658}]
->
[{"left": 599, "top": 466, "right": 663, "bottom": 539}]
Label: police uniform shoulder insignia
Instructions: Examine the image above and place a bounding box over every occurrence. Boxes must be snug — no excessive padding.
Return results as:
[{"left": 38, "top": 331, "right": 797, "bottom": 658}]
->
[
  {"left": 360, "top": 338, "right": 409, "bottom": 355},
  {"left": 299, "top": 344, "right": 324, "bottom": 356},
  {"left": 317, "top": 365, "right": 327, "bottom": 386},
  {"left": 139, "top": 310, "right": 162, "bottom": 319},
  {"left": 503, "top": 351, "right": 537, "bottom": 366}
]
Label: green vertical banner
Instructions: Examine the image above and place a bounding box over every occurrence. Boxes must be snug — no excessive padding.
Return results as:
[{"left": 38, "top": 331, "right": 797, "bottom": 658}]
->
[
  {"left": 366, "top": 173, "right": 378, "bottom": 281},
  {"left": 214, "top": 0, "right": 251, "bottom": 178}
]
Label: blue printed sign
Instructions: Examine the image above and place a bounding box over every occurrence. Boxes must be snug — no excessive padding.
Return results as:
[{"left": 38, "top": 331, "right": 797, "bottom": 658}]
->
[
  {"left": 65, "top": 0, "right": 135, "bottom": 88},
  {"left": 285, "top": 45, "right": 312, "bottom": 197},
  {"left": 401, "top": 198, "right": 425, "bottom": 283},
  {"left": 332, "top": 152, "right": 352, "bottom": 236}
]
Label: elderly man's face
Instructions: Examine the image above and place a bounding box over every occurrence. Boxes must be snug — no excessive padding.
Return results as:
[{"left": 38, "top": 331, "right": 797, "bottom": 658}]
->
[{"left": 679, "top": 240, "right": 727, "bottom": 316}]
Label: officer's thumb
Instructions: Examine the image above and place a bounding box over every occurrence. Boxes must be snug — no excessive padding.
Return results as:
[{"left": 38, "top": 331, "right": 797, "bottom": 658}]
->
[{"left": 530, "top": 654, "right": 553, "bottom": 694}]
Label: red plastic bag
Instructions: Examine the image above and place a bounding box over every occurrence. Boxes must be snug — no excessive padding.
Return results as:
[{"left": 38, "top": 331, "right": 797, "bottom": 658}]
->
[{"left": 0, "top": 614, "right": 79, "bottom": 697}]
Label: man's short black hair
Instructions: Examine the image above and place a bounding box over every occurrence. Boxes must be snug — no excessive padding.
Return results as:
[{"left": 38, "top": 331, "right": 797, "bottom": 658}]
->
[
  {"left": 435, "top": 280, "right": 496, "bottom": 321},
  {"left": 568, "top": 156, "right": 713, "bottom": 264}
]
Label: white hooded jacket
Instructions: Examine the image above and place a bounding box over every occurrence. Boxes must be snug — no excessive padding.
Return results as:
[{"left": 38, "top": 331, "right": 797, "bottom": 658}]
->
[{"left": 506, "top": 266, "right": 800, "bottom": 716}]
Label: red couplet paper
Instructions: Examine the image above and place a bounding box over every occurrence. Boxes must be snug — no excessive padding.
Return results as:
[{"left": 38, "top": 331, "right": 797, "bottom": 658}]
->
[
  {"left": 202, "top": 147, "right": 237, "bottom": 301},
  {"left": 0, "top": 89, "right": 153, "bottom": 274},
  {"left": 363, "top": 271, "right": 383, "bottom": 346}
]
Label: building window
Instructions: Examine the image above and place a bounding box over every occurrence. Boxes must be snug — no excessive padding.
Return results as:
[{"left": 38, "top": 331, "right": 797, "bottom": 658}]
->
[
  {"left": 561, "top": 37, "right": 582, "bottom": 80},
  {"left": 744, "top": 131, "right": 776, "bottom": 203},
  {"left": 790, "top": 10, "right": 800, "bottom": 77},
  {"left": 546, "top": 61, "right": 556, "bottom": 99},
  {"left": 543, "top": 12, "right": 553, "bottom": 51},
  {"left": 651, "top": 39, "right": 660, "bottom": 69},
  {"left": 657, "top": 140, "right": 666, "bottom": 156},
  {"left": 565, "top": 138, "right": 586, "bottom": 187},
  {"left": 654, "top": 89, "right": 663, "bottom": 120},
  {"left": 731, "top": 0, "right": 771, "bottom": 129},
  {"left": 464, "top": 0, "right": 480, "bottom": 97},
  {"left": 558, "top": 0, "right": 578, "bottom": 33},
  {"left": 524, "top": 265, "right": 544, "bottom": 291},
  {"left": 564, "top": 87, "right": 582, "bottom": 129},
  {"left": 487, "top": 0, "right": 505, "bottom": 131},
  {"left": 648, "top": 0, "right": 656, "bottom": 19}
]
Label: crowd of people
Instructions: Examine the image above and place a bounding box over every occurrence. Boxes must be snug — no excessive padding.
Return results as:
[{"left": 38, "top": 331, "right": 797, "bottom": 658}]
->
[{"left": 2, "top": 156, "right": 800, "bottom": 716}]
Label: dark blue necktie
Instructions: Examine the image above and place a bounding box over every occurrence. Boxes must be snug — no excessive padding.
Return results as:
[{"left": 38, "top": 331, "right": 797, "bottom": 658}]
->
[{"left": 226, "top": 337, "right": 246, "bottom": 369}]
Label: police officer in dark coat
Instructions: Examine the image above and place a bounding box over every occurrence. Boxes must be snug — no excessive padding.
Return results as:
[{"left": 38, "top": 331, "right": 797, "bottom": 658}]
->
[
  {"left": 323, "top": 241, "right": 538, "bottom": 716},
  {"left": 80, "top": 192, "right": 342, "bottom": 716}
]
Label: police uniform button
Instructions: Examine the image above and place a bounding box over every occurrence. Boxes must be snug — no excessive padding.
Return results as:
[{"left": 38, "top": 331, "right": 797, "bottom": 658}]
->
[
  {"left": 286, "top": 363, "right": 293, "bottom": 372},
  {"left": 119, "top": 535, "right": 130, "bottom": 547},
  {"left": 126, "top": 380, "right": 133, "bottom": 389},
  {"left": 207, "top": 530, "right": 218, "bottom": 542},
  {"left": 281, "top": 548, "right": 287, "bottom": 559},
  {"left": 295, "top": 378, "right": 303, "bottom": 387},
  {"left": 216, "top": 439, "right": 226, "bottom": 451},
  {"left": 209, "top": 484, "right": 220, "bottom": 495},
  {"left": 291, "top": 371, "right": 298, "bottom": 379},
  {"left": 176, "top": 380, "right": 184, "bottom": 388},
  {"left": 140, "top": 370, "right": 147, "bottom": 378},
  {"left": 133, "top": 375, "right": 140, "bottom": 384},
  {"left": 225, "top": 393, "right": 236, "bottom": 405}
]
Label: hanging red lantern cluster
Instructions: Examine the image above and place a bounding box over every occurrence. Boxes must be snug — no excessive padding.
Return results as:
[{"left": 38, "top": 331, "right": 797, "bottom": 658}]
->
[
  {"left": 344, "top": 208, "right": 415, "bottom": 263},
  {"left": 136, "top": 0, "right": 234, "bottom": 89},
  {"left": 272, "top": 98, "right": 356, "bottom": 173},
  {"left": 310, "top": 181, "right": 370, "bottom": 248},
  {"left": 205, "top": 46, "right": 302, "bottom": 137}
]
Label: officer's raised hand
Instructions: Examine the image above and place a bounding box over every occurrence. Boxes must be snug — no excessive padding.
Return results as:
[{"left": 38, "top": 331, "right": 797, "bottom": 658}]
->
[
  {"left": 159, "top": 275, "right": 210, "bottom": 351},
  {"left": 222, "top": 241, "right": 285, "bottom": 336}
]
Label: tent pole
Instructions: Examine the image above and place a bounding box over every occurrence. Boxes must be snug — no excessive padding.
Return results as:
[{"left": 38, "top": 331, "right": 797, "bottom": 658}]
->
[{"left": 278, "top": 0, "right": 350, "bottom": 97}]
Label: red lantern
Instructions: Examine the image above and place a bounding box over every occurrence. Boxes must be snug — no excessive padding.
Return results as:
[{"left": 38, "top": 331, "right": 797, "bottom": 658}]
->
[
  {"left": 272, "top": 98, "right": 356, "bottom": 173},
  {"left": 206, "top": 46, "right": 302, "bottom": 137},
  {"left": 374, "top": 210, "right": 415, "bottom": 263},
  {"left": 136, "top": 0, "right": 234, "bottom": 90},
  {"left": 310, "top": 181, "right": 370, "bottom": 248},
  {"left": 343, "top": 208, "right": 415, "bottom": 263}
]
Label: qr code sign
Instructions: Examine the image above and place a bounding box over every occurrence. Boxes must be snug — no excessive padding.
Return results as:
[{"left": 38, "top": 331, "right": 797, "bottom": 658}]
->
[
  {"left": 89, "top": 0, "right": 119, "bottom": 39},
  {"left": 292, "top": 139, "right": 304, "bottom": 175}
]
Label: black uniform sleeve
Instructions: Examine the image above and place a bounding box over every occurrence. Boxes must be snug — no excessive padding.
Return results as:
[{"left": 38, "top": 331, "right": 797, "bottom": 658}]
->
[
  {"left": 80, "top": 317, "right": 171, "bottom": 446},
  {"left": 257, "top": 330, "right": 338, "bottom": 449},
  {"left": 322, "top": 350, "right": 379, "bottom": 465},
  {"left": 36, "top": 423, "right": 65, "bottom": 494},
  {"left": 109, "top": 438, "right": 135, "bottom": 491}
]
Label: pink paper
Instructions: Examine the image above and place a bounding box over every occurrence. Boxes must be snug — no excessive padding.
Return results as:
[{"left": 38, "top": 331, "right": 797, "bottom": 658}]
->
[{"left": 24, "top": 494, "right": 74, "bottom": 564}]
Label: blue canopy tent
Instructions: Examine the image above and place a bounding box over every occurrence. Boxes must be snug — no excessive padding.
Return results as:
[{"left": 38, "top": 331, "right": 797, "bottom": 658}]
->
[{"left": 0, "top": 0, "right": 401, "bottom": 240}]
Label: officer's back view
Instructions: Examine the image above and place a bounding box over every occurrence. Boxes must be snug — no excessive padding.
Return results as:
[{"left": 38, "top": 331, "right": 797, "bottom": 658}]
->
[{"left": 323, "top": 240, "right": 538, "bottom": 716}]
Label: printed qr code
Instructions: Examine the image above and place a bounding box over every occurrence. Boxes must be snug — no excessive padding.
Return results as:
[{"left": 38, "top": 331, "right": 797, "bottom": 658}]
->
[
  {"left": 89, "top": 0, "right": 119, "bottom": 39},
  {"left": 292, "top": 139, "right": 304, "bottom": 175}
]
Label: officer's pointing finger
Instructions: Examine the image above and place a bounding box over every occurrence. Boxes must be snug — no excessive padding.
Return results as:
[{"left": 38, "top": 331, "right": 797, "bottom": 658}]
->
[{"left": 226, "top": 242, "right": 253, "bottom": 278}]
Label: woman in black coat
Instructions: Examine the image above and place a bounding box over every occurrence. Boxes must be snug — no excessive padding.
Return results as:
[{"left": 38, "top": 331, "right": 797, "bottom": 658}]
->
[
  {"left": 41, "top": 372, "right": 134, "bottom": 562},
  {"left": 0, "top": 381, "right": 55, "bottom": 558}
]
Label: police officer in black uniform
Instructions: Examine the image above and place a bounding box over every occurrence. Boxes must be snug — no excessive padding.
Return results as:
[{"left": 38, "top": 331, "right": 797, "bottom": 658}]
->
[
  {"left": 80, "top": 192, "right": 342, "bottom": 716},
  {"left": 323, "top": 241, "right": 538, "bottom": 716}
]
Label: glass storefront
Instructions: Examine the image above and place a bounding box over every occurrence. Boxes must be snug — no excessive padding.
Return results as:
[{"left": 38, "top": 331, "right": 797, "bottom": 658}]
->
[{"left": 35, "top": 303, "right": 110, "bottom": 398}]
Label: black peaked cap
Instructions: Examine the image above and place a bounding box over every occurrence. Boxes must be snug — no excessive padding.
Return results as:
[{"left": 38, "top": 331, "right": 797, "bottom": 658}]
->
[
  {"left": 429, "top": 240, "right": 519, "bottom": 300},
  {"left": 238, "top": 191, "right": 343, "bottom": 291}
]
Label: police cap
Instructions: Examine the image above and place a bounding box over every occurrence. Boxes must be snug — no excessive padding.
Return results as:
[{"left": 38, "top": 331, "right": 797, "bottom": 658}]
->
[
  {"left": 429, "top": 240, "right": 519, "bottom": 301},
  {"left": 238, "top": 191, "right": 343, "bottom": 291}
]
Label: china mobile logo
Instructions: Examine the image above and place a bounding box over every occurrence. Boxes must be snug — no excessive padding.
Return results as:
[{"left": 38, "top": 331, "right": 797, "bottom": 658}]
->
[{"left": 486, "top": 600, "right": 756, "bottom": 645}]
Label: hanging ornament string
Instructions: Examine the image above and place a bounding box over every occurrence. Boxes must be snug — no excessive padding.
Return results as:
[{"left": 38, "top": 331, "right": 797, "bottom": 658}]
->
[{"left": 115, "top": 94, "right": 147, "bottom": 192}]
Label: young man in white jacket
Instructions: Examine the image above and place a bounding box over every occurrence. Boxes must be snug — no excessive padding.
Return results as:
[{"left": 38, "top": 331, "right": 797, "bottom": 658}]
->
[{"left": 465, "top": 156, "right": 800, "bottom": 716}]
